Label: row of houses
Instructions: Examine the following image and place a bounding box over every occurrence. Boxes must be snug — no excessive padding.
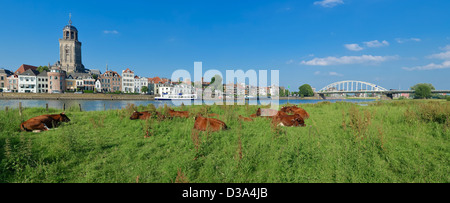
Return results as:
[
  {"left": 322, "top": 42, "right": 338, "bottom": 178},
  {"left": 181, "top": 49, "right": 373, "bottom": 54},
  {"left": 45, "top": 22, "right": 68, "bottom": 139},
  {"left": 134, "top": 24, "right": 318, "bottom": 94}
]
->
[
  {"left": 1, "top": 64, "right": 281, "bottom": 97},
  {"left": 0, "top": 64, "right": 171, "bottom": 95}
]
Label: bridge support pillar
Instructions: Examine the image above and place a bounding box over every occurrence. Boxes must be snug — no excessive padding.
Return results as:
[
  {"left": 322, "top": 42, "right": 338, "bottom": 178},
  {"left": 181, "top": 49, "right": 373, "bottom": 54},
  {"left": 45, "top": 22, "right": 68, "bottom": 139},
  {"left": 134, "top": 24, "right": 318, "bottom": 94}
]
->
[
  {"left": 319, "top": 94, "right": 326, "bottom": 100},
  {"left": 384, "top": 93, "right": 394, "bottom": 100}
]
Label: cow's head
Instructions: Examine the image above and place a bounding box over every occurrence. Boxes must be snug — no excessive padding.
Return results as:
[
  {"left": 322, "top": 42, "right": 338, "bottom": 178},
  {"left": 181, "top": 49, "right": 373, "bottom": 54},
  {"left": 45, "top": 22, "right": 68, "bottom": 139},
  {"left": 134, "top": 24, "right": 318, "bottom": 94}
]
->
[
  {"left": 130, "top": 111, "right": 141, "bottom": 120},
  {"left": 193, "top": 113, "right": 204, "bottom": 121},
  {"left": 292, "top": 114, "right": 305, "bottom": 127},
  {"left": 256, "top": 108, "right": 262, "bottom": 116},
  {"left": 59, "top": 112, "right": 71, "bottom": 122}
]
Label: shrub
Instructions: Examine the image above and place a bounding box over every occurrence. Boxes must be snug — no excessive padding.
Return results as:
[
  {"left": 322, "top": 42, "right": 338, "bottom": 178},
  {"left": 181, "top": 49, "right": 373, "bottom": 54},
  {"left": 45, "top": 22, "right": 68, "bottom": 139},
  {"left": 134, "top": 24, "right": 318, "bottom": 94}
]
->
[
  {"left": 404, "top": 101, "right": 450, "bottom": 124},
  {"left": 345, "top": 105, "right": 372, "bottom": 140}
]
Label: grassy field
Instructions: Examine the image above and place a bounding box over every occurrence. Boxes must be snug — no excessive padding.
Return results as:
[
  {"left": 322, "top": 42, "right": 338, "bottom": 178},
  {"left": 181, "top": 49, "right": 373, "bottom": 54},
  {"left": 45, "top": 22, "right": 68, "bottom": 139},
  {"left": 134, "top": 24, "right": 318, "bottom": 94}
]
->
[{"left": 0, "top": 100, "right": 449, "bottom": 183}]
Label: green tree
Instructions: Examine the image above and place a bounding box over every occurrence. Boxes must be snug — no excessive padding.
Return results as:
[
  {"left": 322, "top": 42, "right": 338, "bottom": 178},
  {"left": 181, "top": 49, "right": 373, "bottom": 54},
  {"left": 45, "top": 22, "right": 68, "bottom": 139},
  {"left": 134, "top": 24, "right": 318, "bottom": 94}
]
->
[
  {"left": 210, "top": 74, "right": 223, "bottom": 92},
  {"left": 141, "top": 86, "right": 149, "bottom": 94},
  {"left": 299, "top": 84, "right": 314, "bottom": 97},
  {"left": 411, "top": 83, "right": 434, "bottom": 99},
  {"left": 37, "top": 66, "right": 49, "bottom": 73}
]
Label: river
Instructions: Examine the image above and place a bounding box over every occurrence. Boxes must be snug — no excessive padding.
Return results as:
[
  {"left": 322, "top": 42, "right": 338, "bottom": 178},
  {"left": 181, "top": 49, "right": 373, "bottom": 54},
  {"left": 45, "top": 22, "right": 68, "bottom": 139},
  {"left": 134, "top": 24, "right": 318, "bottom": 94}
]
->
[{"left": 0, "top": 99, "right": 375, "bottom": 112}]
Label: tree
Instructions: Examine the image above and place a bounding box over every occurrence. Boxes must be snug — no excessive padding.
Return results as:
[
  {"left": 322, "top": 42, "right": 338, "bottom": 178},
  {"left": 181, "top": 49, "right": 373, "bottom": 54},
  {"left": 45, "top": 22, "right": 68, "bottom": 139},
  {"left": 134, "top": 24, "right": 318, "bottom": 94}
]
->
[
  {"left": 411, "top": 83, "right": 434, "bottom": 99},
  {"left": 299, "top": 84, "right": 314, "bottom": 97},
  {"left": 209, "top": 74, "right": 223, "bottom": 92},
  {"left": 141, "top": 86, "right": 148, "bottom": 94},
  {"left": 37, "top": 66, "right": 49, "bottom": 73}
]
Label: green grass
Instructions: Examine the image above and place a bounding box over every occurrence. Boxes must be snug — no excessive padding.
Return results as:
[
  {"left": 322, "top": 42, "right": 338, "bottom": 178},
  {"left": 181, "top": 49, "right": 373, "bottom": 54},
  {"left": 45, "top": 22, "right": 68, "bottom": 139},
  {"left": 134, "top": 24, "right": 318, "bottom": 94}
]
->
[{"left": 0, "top": 100, "right": 449, "bottom": 183}]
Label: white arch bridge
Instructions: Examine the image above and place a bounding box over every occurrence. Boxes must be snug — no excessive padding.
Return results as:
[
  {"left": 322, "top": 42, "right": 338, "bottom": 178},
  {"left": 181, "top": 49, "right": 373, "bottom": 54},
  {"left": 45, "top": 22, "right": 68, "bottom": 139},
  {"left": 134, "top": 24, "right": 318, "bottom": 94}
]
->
[{"left": 317, "top": 80, "right": 450, "bottom": 99}]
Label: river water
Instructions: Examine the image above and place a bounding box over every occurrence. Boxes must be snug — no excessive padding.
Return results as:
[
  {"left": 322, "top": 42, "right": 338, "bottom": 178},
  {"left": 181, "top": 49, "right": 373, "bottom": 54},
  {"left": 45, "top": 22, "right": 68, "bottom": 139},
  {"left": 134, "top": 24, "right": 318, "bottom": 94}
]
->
[
  {"left": 0, "top": 99, "right": 375, "bottom": 111},
  {"left": 0, "top": 99, "right": 375, "bottom": 112}
]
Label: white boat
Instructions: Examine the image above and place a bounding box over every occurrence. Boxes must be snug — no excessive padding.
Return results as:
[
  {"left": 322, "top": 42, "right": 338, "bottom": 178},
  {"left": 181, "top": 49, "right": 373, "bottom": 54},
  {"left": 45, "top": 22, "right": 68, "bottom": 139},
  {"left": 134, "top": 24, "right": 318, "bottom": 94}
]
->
[{"left": 155, "top": 93, "right": 198, "bottom": 100}]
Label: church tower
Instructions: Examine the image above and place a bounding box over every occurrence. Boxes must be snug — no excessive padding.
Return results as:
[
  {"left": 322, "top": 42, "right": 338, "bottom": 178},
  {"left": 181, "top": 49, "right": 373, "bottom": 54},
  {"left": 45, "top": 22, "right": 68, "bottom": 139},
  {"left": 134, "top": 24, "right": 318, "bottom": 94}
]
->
[{"left": 59, "top": 14, "right": 85, "bottom": 73}]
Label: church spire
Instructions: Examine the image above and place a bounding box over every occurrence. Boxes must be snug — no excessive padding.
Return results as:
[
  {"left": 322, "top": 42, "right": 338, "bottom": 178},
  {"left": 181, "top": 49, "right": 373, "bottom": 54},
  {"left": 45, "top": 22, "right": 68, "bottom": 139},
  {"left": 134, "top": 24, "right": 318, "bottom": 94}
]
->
[{"left": 68, "top": 13, "right": 72, "bottom": 26}]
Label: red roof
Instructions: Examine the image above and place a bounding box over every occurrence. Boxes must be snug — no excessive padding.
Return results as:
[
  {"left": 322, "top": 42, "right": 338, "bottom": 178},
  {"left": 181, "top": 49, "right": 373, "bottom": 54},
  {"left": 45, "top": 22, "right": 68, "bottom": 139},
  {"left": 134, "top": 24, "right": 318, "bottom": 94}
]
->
[
  {"left": 14, "top": 64, "right": 38, "bottom": 75},
  {"left": 148, "top": 77, "right": 170, "bottom": 84},
  {"left": 123, "top": 68, "right": 134, "bottom": 74}
]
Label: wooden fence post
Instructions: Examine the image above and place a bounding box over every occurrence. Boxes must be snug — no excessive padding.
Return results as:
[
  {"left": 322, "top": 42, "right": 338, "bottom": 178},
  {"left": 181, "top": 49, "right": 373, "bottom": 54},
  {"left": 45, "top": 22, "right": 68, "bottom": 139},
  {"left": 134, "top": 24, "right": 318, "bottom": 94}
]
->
[
  {"left": 63, "top": 103, "right": 65, "bottom": 111},
  {"left": 5, "top": 106, "right": 8, "bottom": 113},
  {"left": 19, "top": 102, "right": 22, "bottom": 116},
  {"left": 79, "top": 104, "right": 82, "bottom": 112},
  {"left": 46, "top": 103, "right": 49, "bottom": 112}
]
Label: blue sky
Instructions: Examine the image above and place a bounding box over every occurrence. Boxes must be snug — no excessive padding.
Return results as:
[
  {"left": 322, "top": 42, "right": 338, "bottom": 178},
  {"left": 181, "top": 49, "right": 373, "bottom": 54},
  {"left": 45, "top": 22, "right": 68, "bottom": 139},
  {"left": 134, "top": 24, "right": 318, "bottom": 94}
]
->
[{"left": 0, "top": 0, "right": 449, "bottom": 90}]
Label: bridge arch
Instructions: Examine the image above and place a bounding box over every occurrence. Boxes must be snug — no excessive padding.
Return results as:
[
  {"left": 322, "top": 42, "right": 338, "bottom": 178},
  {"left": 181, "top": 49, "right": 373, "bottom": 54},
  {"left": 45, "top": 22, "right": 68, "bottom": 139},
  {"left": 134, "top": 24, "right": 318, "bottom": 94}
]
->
[{"left": 318, "top": 80, "right": 388, "bottom": 93}]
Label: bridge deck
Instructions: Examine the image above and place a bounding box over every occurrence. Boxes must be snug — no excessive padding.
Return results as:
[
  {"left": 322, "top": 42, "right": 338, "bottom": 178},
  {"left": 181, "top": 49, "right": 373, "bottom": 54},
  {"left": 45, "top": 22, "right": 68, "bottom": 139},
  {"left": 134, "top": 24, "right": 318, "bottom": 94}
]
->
[{"left": 318, "top": 90, "right": 450, "bottom": 94}]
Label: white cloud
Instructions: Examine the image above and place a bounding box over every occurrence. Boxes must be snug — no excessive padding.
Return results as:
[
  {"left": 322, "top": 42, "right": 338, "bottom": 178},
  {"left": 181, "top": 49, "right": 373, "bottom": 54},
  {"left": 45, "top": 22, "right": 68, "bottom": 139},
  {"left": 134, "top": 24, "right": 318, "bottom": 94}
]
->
[
  {"left": 427, "top": 51, "right": 450, "bottom": 60},
  {"left": 301, "top": 55, "right": 397, "bottom": 66},
  {"left": 395, "top": 38, "right": 421, "bottom": 44},
  {"left": 344, "top": 44, "right": 364, "bottom": 51},
  {"left": 314, "top": 0, "right": 344, "bottom": 8},
  {"left": 363, "top": 40, "right": 389, "bottom": 48},
  {"left": 313, "top": 71, "right": 343, "bottom": 76},
  {"left": 403, "top": 61, "right": 450, "bottom": 71},
  {"left": 103, "top": 30, "right": 119, "bottom": 34},
  {"left": 440, "top": 45, "right": 450, "bottom": 51},
  {"left": 328, "top": 72, "right": 344, "bottom": 76}
]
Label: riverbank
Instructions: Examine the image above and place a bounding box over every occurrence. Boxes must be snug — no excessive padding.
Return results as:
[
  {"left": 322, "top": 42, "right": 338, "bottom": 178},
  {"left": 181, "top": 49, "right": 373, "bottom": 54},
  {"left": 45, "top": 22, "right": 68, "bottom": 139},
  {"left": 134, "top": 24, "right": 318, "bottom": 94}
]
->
[{"left": 0, "top": 92, "right": 155, "bottom": 101}]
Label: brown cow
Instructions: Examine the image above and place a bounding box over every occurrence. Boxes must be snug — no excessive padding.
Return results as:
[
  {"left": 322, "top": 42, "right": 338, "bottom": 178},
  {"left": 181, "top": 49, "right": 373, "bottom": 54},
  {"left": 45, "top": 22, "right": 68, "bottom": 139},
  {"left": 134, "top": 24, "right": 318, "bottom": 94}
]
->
[
  {"left": 280, "top": 106, "right": 310, "bottom": 119},
  {"left": 130, "top": 111, "right": 165, "bottom": 120},
  {"left": 167, "top": 108, "right": 190, "bottom": 118},
  {"left": 238, "top": 115, "right": 253, "bottom": 122},
  {"left": 272, "top": 114, "right": 305, "bottom": 127},
  {"left": 193, "top": 115, "right": 228, "bottom": 132},
  {"left": 20, "top": 113, "right": 71, "bottom": 132}
]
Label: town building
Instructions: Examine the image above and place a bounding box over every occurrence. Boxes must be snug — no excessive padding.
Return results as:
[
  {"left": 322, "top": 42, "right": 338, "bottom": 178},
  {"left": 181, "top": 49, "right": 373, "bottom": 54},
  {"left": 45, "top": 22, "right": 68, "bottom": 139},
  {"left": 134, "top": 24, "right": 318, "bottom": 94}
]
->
[
  {"left": 18, "top": 69, "right": 39, "bottom": 93},
  {"left": 37, "top": 71, "right": 49, "bottom": 93},
  {"left": 48, "top": 67, "right": 66, "bottom": 93},
  {"left": 148, "top": 77, "right": 171, "bottom": 96},
  {"left": 65, "top": 75, "right": 77, "bottom": 92},
  {"left": 99, "top": 70, "right": 121, "bottom": 92},
  {"left": 121, "top": 68, "right": 135, "bottom": 93},
  {"left": 0, "top": 68, "right": 13, "bottom": 91},
  {"left": 6, "top": 75, "right": 18, "bottom": 92}
]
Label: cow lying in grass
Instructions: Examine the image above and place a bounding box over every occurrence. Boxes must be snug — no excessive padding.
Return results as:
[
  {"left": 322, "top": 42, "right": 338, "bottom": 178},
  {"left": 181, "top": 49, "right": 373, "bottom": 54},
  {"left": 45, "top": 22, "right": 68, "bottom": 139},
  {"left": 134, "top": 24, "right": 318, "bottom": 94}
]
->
[
  {"left": 271, "top": 114, "right": 306, "bottom": 127},
  {"left": 280, "top": 106, "right": 310, "bottom": 119},
  {"left": 130, "top": 111, "right": 165, "bottom": 120},
  {"left": 167, "top": 108, "right": 190, "bottom": 118},
  {"left": 193, "top": 114, "right": 228, "bottom": 132},
  {"left": 20, "top": 113, "right": 71, "bottom": 132}
]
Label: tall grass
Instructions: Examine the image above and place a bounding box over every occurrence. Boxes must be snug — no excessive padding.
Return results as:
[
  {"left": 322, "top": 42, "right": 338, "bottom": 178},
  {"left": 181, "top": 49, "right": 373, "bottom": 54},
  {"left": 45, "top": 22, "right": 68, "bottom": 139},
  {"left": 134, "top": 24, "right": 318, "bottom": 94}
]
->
[{"left": 0, "top": 100, "right": 448, "bottom": 183}]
